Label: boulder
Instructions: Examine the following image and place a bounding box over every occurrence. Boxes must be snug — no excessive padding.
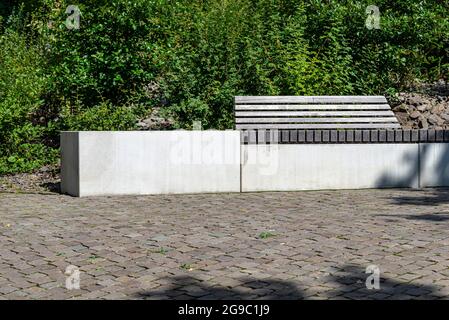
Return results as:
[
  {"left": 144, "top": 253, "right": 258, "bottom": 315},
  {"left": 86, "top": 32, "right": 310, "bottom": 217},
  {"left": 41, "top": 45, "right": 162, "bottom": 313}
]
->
[
  {"left": 417, "top": 105, "right": 427, "bottom": 112},
  {"left": 441, "top": 113, "right": 449, "bottom": 121},
  {"left": 419, "top": 117, "right": 429, "bottom": 129},
  {"left": 428, "top": 114, "right": 444, "bottom": 126},
  {"left": 408, "top": 96, "right": 423, "bottom": 106},
  {"left": 409, "top": 111, "right": 421, "bottom": 119}
]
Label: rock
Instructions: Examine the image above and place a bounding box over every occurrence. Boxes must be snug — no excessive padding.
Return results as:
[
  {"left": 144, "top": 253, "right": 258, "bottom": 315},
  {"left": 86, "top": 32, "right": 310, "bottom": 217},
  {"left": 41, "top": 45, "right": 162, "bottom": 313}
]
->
[
  {"left": 419, "top": 117, "right": 429, "bottom": 129},
  {"left": 409, "top": 111, "right": 421, "bottom": 119},
  {"left": 136, "top": 121, "right": 150, "bottom": 130},
  {"left": 431, "top": 104, "right": 445, "bottom": 114},
  {"left": 137, "top": 108, "right": 175, "bottom": 130},
  {"left": 408, "top": 96, "right": 423, "bottom": 106},
  {"left": 441, "top": 113, "right": 449, "bottom": 121},
  {"left": 417, "top": 105, "right": 427, "bottom": 112},
  {"left": 428, "top": 114, "right": 443, "bottom": 126},
  {"left": 393, "top": 104, "right": 408, "bottom": 112},
  {"left": 389, "top": 87, "right": 449, "bottom": 130}
]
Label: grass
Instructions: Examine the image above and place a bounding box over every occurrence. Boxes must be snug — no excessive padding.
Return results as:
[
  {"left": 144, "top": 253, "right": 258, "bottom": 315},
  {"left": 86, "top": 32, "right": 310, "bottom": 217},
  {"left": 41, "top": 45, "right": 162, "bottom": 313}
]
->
[
  {"left": 258, "top": 231, "right": 276, "bottom": 239},
  {"left": 88, "top": 254, "right": 100, "bottom": 263},
  {"left": 153, "top": 247, "right": 169, "bottom": 255},
  {"left": 180, "top": 263, "right": 193, "bottom": 271}
]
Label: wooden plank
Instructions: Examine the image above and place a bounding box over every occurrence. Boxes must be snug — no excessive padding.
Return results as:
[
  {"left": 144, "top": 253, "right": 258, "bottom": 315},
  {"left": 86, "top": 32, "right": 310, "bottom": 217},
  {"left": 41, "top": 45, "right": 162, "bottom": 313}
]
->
[
  {"left": 235, "top": 96, "right": 387, "bottom": 104},
  {"left": 236, "top": 123, "right": 401, "bottom": 130},
  {"left": 235, "top": 104, "right": 391, "bottom": 110},
  {"left": 235, "top": 117, "right": 400, "bottom": 124},
  {"left": 235, "top": 111, "right": 395, "bottom": 117}
]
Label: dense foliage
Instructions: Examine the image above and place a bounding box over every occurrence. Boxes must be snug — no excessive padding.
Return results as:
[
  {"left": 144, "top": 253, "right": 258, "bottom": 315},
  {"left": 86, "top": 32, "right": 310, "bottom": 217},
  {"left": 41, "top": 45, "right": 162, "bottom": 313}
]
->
[{"left": 0, "top": 0, "right": 448, "bottom": 173}]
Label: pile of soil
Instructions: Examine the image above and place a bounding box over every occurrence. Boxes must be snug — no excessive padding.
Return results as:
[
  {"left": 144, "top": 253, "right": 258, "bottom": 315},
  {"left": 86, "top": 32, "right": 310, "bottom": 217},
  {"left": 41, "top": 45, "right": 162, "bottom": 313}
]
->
[{"left": 0, "top": 164, "right": 60, "bottom": 194}]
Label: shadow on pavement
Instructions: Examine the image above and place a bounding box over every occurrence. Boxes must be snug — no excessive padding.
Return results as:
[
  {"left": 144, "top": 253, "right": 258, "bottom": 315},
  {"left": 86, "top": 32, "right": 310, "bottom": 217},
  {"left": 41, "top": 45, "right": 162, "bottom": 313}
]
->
[
  {"left": 376, "top": 211, "right": 449, "bottom": 222},
  {"left": 136, "top": 264, "right": 441, "bottom": 300},
  {"left": 137, "top": 276, "right": 304, "bottom": 300},
  {"left": 388, "top": 188, "right": 449, "bottom": 207},
  {"left": 326, "top": 264, "right": 440, "bottom": 300}
]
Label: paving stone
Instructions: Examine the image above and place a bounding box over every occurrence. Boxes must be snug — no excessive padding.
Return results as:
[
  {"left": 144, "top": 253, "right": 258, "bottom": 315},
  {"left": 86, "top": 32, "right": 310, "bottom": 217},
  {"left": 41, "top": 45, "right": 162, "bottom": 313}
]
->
[{"left": 1, "top": 189, "right": 449, "bottom": 300}]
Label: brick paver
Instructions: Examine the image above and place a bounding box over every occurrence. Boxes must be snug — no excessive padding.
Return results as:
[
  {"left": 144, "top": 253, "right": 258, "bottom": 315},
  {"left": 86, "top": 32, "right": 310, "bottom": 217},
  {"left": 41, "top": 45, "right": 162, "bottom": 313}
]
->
[{"left": 1, "top": 188, "right": 449, "bottom": 299}]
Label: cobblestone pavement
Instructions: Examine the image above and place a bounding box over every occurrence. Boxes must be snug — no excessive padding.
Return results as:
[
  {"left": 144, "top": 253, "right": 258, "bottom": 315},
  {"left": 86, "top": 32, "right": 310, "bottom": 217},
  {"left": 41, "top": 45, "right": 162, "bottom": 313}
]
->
[{"left": 1, "top": 188, "right": 449, "bottom": 300}]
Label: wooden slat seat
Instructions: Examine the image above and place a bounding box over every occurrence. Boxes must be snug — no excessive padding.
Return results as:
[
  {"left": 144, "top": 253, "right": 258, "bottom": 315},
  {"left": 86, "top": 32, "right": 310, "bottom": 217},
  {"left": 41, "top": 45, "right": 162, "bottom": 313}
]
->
[{"left": 234, "top": 96, "right": 401, "bottom": 130}]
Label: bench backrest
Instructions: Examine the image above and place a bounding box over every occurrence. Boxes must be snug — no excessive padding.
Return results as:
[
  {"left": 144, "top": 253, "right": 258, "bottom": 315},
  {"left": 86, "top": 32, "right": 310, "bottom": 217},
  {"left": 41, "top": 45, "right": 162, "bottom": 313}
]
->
[{"left": 234, "top": 96, "right": 401, "bottom": 130}]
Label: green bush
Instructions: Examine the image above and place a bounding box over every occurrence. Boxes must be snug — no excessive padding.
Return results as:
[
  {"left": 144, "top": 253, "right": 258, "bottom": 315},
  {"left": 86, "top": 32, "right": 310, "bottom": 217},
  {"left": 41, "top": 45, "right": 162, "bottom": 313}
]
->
[
  {"left": 0, "top": 0, "right": 448, "bottom": 174},
  {"left": 61, "top": 101, "right": 140, "bottom": 131},
  {"left": 0, "top": 12, "right": 57, "bottom": 174}
]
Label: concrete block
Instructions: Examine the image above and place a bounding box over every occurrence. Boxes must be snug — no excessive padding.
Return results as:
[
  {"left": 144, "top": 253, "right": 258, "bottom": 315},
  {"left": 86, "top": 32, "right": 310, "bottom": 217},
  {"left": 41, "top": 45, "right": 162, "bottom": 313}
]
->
[
  {"left": 346, "top": 130, "right": 354, "bottom": 142},
  {"left": 306, "top": 130, "right": 314, "bottom": 142},
  {"left": 419, "top": 130, "right": 428, "bottom": 142},
  {"left": 387, "top": 130, "right": 395, "bottom": 142},
  {"left": 289, "top": 130, "right": 298, "bottom": 143},
  {"left": 258, "top": 130, "right": 266, "bottom": 144},
  {"left": 419, "top": 143, "right": 449, "bottom": 187},
  {"left": 61, "top": 132, "right": 80, "bottom": 197},
  {"left": 281, "top": 131, "right": 290, "bottom": 143},
  {"left": 242, "top": 144, "right": 419, "bottom": 192},
  {"left": 370, "top": 130, "right": 379, "bottom": 142},
  {"left": 379, "top": 130, "right": 386, "bottom": 142},
  {"left": 402, "top": 130, "right": 411, "bottom": 142},
  {"left": 248, "top": 130, "right": 257, "bottom": 144},
  {"left": 427, "top": 130, "right": 435, "bottom": 142},
  {"left": 322, "top": 130, "right": 330, "bottom": 142},
  {"left": 394, "top": 130, "right": 403, "bottom": 142},
  {"left": 314, "top": 130, "right": 322, "bottom": 143},
  {"left": 61, "top": 131, "right": 241, "bottom": 196},
  {"left": 330, "top": 130, "right": 338, "bottom": 143},
  {"left": 297, "top": 130, "right": 306, "bottom": 143},
  {"left": 362, "top": 130, "right": 370, "bottom": 142}
]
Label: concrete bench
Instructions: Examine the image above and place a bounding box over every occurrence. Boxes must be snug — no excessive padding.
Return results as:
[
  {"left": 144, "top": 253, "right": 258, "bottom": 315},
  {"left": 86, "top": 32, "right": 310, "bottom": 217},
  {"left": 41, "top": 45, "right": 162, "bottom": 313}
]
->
[
  {"left": 60, "top": 130, "right": 449, "bottom": 196},
  {"left": 234, "top": 96, "right": 401, "bottom": 130}
]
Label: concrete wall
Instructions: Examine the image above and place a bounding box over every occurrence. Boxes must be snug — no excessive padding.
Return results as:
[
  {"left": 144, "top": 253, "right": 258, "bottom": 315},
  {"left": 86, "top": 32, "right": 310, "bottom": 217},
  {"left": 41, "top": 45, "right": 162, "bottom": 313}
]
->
[
  {"left": 61, "top": 131, "right": 449, "bottom": 196},
  {"left": 61, "top": 131, "right": 240, "bottom": 197},
  {"left": 241, "top": 144, "right": 420, "bottom": 192},
  {"left": 419, "top": 143, "right": 449, "bottom": 187},
  {"left": 61, "top": 132, "right": 80, "bottom": 196}
]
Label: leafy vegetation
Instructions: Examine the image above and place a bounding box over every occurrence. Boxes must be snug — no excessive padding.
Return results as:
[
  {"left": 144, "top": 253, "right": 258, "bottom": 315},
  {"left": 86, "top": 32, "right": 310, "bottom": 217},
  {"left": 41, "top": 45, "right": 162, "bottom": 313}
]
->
[
  {"left": 258, "top": 231, "right": 276, "bottom": 239},
  {"left": 0, "top": 0, "right": 448, "bottom": 174}
]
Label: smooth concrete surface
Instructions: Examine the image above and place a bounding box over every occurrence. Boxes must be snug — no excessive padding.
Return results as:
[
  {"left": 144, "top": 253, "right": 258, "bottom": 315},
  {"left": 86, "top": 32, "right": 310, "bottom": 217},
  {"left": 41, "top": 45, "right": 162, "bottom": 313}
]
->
[
  {"left": 241, "top": 144, "right": 420, "bottom": 192},
  {"left": 61, "top": 131, "right": 240, "bottom": 196},
  {"left": 61, "top": 131, "right": 449, "bottom": 196},
  {"left": 419, "top": 143, "right": 449, "bottom": 187},
  {"left": 61, "top": 132, "right": 80, "bottom": 196}
]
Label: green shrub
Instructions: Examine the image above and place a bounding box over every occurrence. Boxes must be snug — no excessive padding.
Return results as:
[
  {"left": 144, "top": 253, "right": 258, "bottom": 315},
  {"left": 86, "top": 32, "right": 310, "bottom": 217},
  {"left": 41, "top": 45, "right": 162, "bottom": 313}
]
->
[
  {"left": 0, "top": 12, "right": 56, "bottom": 174},
  {"left": 61, "top": 101, "right": 140, "bottom": 131},
  {"left": 0, "top": 0, "right": 448, "bottom": 174}
]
